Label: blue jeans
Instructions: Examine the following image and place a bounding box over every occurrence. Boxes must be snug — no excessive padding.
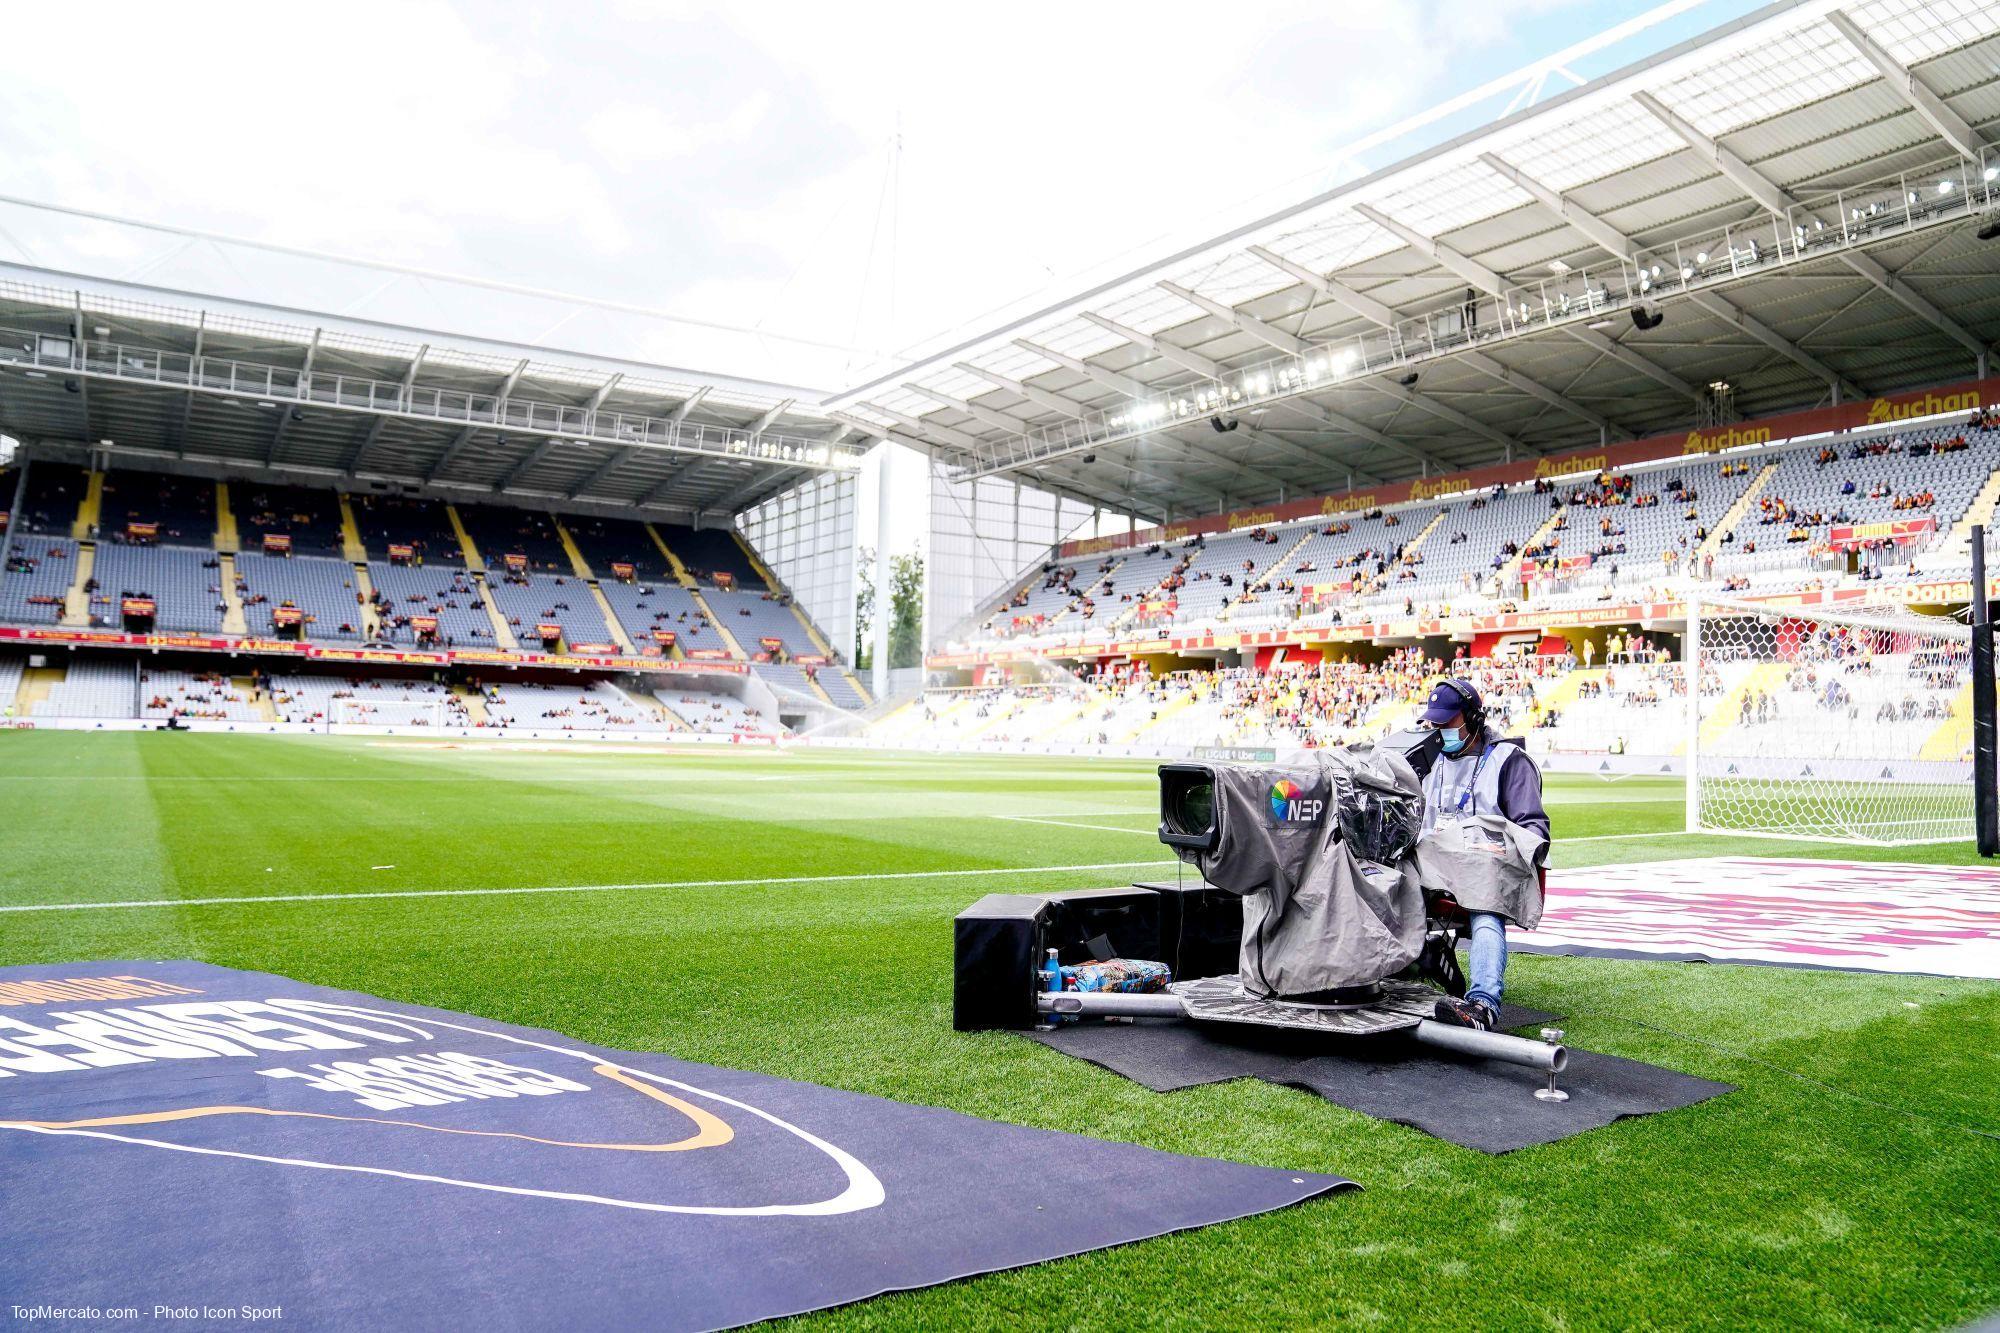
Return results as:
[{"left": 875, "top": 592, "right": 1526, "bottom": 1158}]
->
[{"left": 1466, "top": 912, "right": 1507, "bottom": 1012}]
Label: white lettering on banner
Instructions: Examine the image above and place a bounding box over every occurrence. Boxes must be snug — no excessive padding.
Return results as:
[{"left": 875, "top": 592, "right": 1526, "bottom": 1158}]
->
[
  {"left": 0, "top": 1000, "right": 423, "bottom": 1078},
  {"left": 260, "top": 1052, "right": 592, "bottom": 1111}
]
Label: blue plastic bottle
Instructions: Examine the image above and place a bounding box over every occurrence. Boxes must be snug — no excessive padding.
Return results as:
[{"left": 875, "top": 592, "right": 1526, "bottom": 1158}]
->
[{"left": 1042, "top": 948, "right": 1064, "bottom": 993}]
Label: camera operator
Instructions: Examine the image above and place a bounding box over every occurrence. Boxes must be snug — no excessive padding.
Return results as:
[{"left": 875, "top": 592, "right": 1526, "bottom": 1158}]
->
[{"left": 1414, "top": 678, "right": 1550, "bottom": 1032}]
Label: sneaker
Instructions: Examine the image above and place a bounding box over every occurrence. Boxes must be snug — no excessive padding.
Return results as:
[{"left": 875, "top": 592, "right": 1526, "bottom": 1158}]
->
[{"left": 1432, "top": 995, "right": 1497, "bottom": 1032}]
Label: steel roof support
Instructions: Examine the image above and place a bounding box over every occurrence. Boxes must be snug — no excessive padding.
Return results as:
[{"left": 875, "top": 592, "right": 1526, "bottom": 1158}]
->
[
  {"left": 1079, "top": 311, "right": 1226, "bottom": 379},
  {"left": 173, "top": 311, "right": 206, "bottom": 457},
  {"left": 1157, "top": 281, "right": 1310, "bottom": 356},
  {"left": 1634, "top": 88, "right": 1986, "bottom": 361},
  {"left": 906, "top": 383, "right": 1031, "bottom": 435},
  {"left": 953, "top": 362, "right": 1095, "bottom": 419},
  {"left": 1013, "top": 339, "right": 1152, "bottom": 400},
  {"left": 1257, "top": 225, "right": 1600, "bottom": 440},
  {"left": 1826, "top": 9, "right": 1986, "bottom": 162},
  {"left": 345, "top": 341, "right": 427, "bottom": 473},
  {"left": 1268, "top": 398, "right": 1448, "bottom": 477},
  {"left": 425, "top": 425, "right": 478, "bottom": 483},
  {"left": 494, "top": 437, "right": 563, "bottom": 491},
  {"left": 266, "top": 328, "right": 321, "bottom": 464},
  {"left": 1483, "top": 150, "right": 1862, "bottom": 400},
  {"left": 1247, "top": 245, "right": 1399, "bottom": 327},
  {"left": 567, "top": 446, "right": 638, "bottom": 499},
  {"left": 69, "top": 296, "right": 90, "bottom": 442},
  {"left": 1367, "top": 376, "right": 1523, "bottom": 453}
]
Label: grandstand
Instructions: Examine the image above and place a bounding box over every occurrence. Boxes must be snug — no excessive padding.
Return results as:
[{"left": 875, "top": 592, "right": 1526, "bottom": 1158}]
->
[{"left": 7, "top": 5, "right": 2000, "bottom": 1330}]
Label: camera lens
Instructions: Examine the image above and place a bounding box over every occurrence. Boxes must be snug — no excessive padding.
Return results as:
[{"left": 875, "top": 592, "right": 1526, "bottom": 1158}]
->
[{"left": 1166, "top": 776, "right": 1214, "bottom": 837}]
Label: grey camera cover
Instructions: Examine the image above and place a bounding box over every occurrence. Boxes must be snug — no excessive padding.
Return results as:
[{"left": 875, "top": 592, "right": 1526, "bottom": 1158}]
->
[
  {"left": 1170, "top": 746, "right": 1426, "bottom": 999},
  {"left": 1415, "top": 813, "right": 1545, "bottom": 929}
]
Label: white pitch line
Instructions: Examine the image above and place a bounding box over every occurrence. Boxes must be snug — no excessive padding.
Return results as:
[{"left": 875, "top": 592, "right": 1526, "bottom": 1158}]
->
[
  {"left": 0, "top": 859, "right": 1184, "bottom": 915},
  {"left": 1558, "top": 830, "right": 1698, "bottom": 843},
  {"left": 994, "top": 814, "right": 1159, "bottom": 836}
]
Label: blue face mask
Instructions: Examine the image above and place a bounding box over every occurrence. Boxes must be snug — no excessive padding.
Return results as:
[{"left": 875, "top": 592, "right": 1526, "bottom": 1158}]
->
[{"left": 1439, "top": 724, "right": 1470, "bottom": 755}]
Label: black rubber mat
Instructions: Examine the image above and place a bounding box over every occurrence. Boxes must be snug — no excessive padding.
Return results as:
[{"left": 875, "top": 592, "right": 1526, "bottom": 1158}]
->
[{"left": 1025, "top": 1005, "right": 1733, "bottom": 1153}]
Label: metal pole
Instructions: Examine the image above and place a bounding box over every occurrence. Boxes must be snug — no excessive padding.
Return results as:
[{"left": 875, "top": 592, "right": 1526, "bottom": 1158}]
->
[
  {"left": 1685, "top": 594, "right": 1702, "bottom": 833},
  {"left": 1972, "top": 526, "right": 1996, "bottom": 856}
]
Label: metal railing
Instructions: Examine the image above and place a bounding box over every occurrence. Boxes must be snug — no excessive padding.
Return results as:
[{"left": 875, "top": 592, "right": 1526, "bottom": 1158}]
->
[
  {"left": 0, "top": 330, "right": 868, "bottom": 472},
  {"left": 953, "top": 151, "right": 2000, "bottom": 481}
]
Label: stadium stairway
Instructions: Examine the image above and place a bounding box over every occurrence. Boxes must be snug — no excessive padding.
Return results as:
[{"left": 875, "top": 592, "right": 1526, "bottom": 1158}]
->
[
  {"left": 214, "top": 482, "right": 239, "bottom": 551},
  {"left": 60, "top": 544, "right": 95, "bottom": 627},
  {"left": 452, "top": 680, "right": 490, "bottom": 720},
  {"left": 472, "top": 573, "right": 519, "bottom": 650},
  {"left": 351, "top": 564, "right": 382, "bottom": 637},
  {"left": 451, "top": 683, "right": 491, "bottom": 725},
  {"left": 217, "top": 554, "right": 249, "bottom": 635},
  {"left": 1939, "top": 466, "right": 2000, "bottom": 559},
  {"left": 1919, "top": 681, "right": 1975, "bottom": 761},
  {"left": 446, "top": 505, "right": 484, "bottom": 571},
  {"left": 606, "top": 682, "right": 680, "bottom": 728},
  {"left": 1123, "top": 690, "right": 1196, "bottom": 744},
  {"left": 13, "top": 665, "right": 58, "bottom": 714},
  {"left": 1697, "top": 460, "right": 1779, "bottom": 559},
  {"left": 589, "top": 581, "right": 637, "bottom": 653},
  {"left": 689, "top": 587, "right": 747, "bottom": 658},
  {"left": 237, "top": 676, "right": 279, "bottom": 722},
  {"left": 1501, "top": 505, "right": 1570, "bottom": 589},
  {"left": 70, "top": 470, "right": 103, "bottom": 540},
  {"left": 649, "top": 693, "right": 694, "bottom": 729},
  {"left": 554, "top": 519, "right": 594, "bottom": 578},
  {"left": 337, "top": 495, "right": 368, "bottom": 562},
  {"left": 645, "top": 523, "right": 697, "bottom": 586},
  {"left": 1396, "top": 506, "right": 1451, "bottom": 560},
  {"left": 1530, "top": 664, "right": 1600, "bottom": 725},
  {"left": 1698, "top": 661, "right": 1791, "bottom": 747}
]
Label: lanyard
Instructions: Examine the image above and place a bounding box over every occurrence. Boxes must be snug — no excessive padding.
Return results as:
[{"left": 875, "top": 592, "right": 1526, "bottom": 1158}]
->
[{"left": 1454, "top": 743, "right": 1493, "bottom": 815}]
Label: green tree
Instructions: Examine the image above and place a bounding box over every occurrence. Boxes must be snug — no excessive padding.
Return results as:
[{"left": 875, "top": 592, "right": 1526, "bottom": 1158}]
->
[
  {"left": 852, "top": 546, "right": 875, "bottom": 669},
  {"left": 888, "top": 551, "right": 924, "bottom": 669}
]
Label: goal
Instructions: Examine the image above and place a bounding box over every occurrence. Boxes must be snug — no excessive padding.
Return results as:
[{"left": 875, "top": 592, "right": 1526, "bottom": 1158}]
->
[
  {"left": 330, "top": 696, "right": 450, "bottom": 730},
  {"left": 1685, "top": 595, "right": 1980, "bottom": 844}
]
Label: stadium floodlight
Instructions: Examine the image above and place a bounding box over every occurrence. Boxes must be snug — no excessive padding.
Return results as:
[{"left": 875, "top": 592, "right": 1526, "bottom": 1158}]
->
[
  {"left": 1939, "top": 179, "right": 1955, "bottom": 195},
  {"left": 1986, "top": 166, "right": 1998, "bottom": 182},
  {"left": 1695, "top": 251, "right": 1709, "bottom": 264},
  {"left": 1680, "top": 266, "right": 1694, "bottom": 280}
]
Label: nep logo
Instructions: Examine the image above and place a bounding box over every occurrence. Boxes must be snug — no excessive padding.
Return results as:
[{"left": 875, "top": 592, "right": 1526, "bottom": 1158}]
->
[{"left": 1268, "top": 778, "right": 1325, "bottom": 824}]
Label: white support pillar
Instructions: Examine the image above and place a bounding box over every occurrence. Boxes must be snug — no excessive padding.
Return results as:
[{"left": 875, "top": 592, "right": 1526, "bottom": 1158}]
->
[{"left": 874, "top": 447, "right": 894, "bottom": 699}]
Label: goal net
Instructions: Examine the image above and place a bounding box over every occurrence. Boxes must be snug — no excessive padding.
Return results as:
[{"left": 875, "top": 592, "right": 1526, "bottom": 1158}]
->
[
  {"left": 1686, "top": 595, "right": 1978, "bottom": 844},
  {"left": 330, "top": 696, "right": 450, "bottom": 730}
]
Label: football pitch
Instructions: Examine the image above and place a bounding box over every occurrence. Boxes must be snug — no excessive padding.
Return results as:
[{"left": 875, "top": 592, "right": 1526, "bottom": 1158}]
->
[{"left": 2, "top": 731, "right": 1997, "bottom": 1328}]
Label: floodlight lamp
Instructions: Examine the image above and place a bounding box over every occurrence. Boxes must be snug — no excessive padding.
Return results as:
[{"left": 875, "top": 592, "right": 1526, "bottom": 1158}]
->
[
  {"left": 1694, "top": 251, "right": 1708, "bottom": 264},
  {"left": 1986, "top": 167, "right": 1998, "bottom": 182},
  {"left": 1907, "top": 191, "right": 1918, "bottom": 204},
  {"left": 1679, "top": 266, "right": 1693, "bottom": 280},
  {"left": 1939, "top": 179, "right": 1954, "bottom": 195}
]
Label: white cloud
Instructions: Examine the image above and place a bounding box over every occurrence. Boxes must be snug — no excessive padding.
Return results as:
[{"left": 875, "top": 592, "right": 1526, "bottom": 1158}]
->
[{"left": 0, "top": 0, "right": 1626, "bottom": 388}]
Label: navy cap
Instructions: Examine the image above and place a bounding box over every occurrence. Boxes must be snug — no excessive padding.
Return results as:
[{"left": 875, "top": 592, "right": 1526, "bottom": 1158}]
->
[{"left": 1419, "top": 678, "right": 1479, "bottom": 725}]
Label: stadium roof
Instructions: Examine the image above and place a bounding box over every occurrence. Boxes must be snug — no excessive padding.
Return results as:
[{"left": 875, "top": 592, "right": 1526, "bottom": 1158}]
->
[
  {"left": 0, "top": 267, "right": 861, "bottom": 523},
  {"left": 826, "top": 0, "right": 2000, "bottom": 525}
]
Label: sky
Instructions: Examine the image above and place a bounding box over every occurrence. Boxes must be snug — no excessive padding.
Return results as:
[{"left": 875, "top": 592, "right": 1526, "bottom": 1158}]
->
[{"left": 0, "top": 0, "right": 1765, "bottom": 394}]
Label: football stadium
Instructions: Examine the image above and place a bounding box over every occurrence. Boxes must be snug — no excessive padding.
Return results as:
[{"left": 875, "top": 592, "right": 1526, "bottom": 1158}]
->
[{"left": 4, "top": 1, "right": 2000, "bottom": 1328}]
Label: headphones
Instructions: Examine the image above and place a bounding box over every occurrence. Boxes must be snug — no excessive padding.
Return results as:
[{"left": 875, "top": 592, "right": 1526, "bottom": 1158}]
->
[{"left": 1435, "top": 676, "right": 1487, "bottom": 735}]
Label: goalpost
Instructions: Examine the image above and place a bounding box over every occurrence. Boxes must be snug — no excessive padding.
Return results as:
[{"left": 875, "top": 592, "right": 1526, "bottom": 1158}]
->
[
  {"left": 329, "top": 697, "right": 450, "bottom": 730},
  {"left": 1684, "top": 594, "right": 1983, "bottom": 845}
]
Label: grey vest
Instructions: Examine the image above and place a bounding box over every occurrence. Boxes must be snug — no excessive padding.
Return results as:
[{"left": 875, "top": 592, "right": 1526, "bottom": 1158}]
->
[
  {"left": 1420, "top": 732, "right": 1522, "bottom": 836},
  {"left": 1416, "top": 734, "right": 1545, "bottom": 928}
]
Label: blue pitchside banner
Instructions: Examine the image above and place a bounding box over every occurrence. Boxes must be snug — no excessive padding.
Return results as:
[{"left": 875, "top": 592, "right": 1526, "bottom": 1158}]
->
[{"left": 0, "top": 961, "right": 1352, "bottom": 1330}]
